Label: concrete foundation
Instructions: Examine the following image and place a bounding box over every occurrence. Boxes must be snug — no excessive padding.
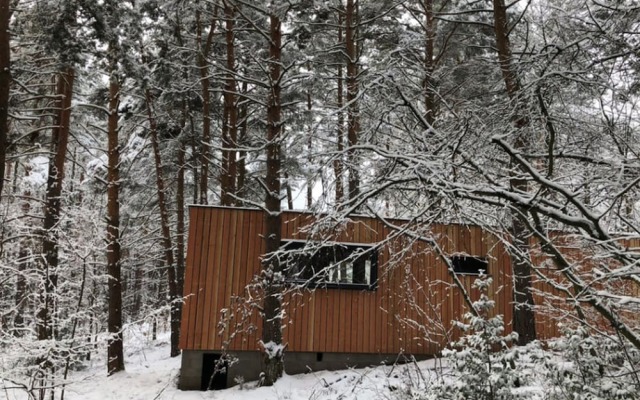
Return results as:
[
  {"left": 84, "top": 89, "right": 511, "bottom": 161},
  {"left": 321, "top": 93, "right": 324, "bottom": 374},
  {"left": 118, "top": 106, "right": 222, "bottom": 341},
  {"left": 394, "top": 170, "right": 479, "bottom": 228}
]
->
[{"left": 179, "top": 349, "right": 431, "bottom": 390}]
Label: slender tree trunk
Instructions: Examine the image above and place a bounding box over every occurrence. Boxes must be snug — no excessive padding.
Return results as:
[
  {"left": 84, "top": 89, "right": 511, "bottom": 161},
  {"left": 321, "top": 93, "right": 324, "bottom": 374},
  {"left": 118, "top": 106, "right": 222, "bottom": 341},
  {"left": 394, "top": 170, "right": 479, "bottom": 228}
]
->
[
  {"left": 106, "top": 50, "right": 125, "bottom": 374},
  {"left": 221, "top": 1, "right": 238, "bottom": 206},
  {"left": 306, "top": 88, "right": 313, "bottom": 209},
  {"left": 196, "top": 5, "right": 217, "bottom": 205},
  {"left": 284, "top": 171, "right": 293, "bottom": 210},
  {"left": 38, "top": 67, "right": 74, "bottom": 341},
  {"left": 14, "top": 248, "right": 27, "bottom": 334},
  {"left": 492, "top": 0, "right": 536, "bottom": 345},
  {"left": 60, "top": 258, "right": 88, "bottom": 400},
  {"left": 132, "top": 267, "right": 143, "bottom": 319},
  {"left": 190, "top": 120, "right": 199, "bottom": 204},
  {"left": 261, "top": 11, "right": 284, "bottom": 387},
  {"left": 221, "top": 106, "right": 230, "bottom": 202},
  {"left": 176, "top": 102, "right": 187, "bottom": 329},
  {"left": 3, "top": 157, "right": 9, "bottom": 196},
  {"left": 11, "top": 159, "right": 18, "bottom": 194},
  {"left": 15, "top": 170, "right": 31, "bottom": 334},
  {"left": 422, "top": 0, "right": 436, "bottom": 126},
  {"left": 144, "top": 89, "right": 181, "bottom": 357},
  {"left": 173, "top": 9, "right": 198, "bottom": 209},
  {"left": 334, "top": 12, "right": 345, "bottom": 205},
  {"left": 236, "top": 81, "right": 248, "bottom": 201},
  {"left": 345, "top": 0, "right": 360, "bottom": 201},
  {"left": 0, "top": 0, "right": 10, "bottom": 200}
]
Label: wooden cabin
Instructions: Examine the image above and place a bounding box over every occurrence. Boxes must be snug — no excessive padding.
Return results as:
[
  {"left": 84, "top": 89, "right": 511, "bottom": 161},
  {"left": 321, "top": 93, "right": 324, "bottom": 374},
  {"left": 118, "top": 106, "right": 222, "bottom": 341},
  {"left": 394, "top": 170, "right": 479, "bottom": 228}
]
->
[{"left": 178, "top": 205, "right": 564, "bottom": 390}]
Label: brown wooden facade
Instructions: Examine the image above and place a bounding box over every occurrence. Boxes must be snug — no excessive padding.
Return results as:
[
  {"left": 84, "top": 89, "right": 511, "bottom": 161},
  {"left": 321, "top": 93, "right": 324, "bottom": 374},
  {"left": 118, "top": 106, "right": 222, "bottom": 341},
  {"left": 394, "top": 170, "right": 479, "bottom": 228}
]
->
[{"left": 179, "top": 205, "right": 567, "bottom": 357}]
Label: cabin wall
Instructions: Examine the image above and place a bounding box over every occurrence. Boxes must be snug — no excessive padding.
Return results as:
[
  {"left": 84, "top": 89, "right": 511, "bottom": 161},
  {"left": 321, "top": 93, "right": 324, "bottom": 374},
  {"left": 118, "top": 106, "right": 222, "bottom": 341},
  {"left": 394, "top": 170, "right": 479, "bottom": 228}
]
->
[
  {"left": 179, "top": 349, "right": 433, "bottom": 390},
  {"left": 179, "top": 206, "right": 563, "bottom": 357}
]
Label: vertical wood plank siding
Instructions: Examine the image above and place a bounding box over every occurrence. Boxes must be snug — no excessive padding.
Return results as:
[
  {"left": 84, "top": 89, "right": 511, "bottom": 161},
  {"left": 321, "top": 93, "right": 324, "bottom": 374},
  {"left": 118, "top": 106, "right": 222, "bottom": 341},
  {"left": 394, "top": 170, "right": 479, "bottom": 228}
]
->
[{"left": 180, "top": 206, "right": 584, "bottom": 353}]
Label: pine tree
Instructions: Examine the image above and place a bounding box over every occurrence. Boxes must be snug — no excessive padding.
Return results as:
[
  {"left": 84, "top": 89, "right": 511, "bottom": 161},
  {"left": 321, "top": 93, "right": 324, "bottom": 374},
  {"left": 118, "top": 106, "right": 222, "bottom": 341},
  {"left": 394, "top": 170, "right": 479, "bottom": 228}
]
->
[{"left": 261, "top": 2, "right": 285, "bottom": 386}]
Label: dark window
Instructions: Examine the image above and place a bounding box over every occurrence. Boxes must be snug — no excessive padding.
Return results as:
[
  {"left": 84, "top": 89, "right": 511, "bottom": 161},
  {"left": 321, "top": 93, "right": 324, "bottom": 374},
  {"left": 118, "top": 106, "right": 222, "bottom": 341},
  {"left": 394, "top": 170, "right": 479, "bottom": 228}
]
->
[
  {"left": 281, "top": 240, "right": 378, "bottom": 290},
  {"left": 450, "top": 255, "right": 488, "bottom": 275}
]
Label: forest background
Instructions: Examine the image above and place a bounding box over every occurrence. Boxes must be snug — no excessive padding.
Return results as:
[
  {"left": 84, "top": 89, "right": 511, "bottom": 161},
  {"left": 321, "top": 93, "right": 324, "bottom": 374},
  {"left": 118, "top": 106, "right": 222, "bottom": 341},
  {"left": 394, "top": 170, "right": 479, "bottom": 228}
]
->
[{"left": 0, "top": 0, "right": 639, "bottom": 398}]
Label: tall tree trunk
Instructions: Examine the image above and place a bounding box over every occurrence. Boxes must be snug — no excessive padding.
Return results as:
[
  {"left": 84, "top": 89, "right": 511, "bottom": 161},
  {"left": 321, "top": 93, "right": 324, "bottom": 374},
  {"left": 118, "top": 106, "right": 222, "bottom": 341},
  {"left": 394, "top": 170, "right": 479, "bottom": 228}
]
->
[
  {"left": 492, "top": 0, "right": 536, "bottom": 345},
  {"left": 15, "top": 170, "right": 32, "bottom": 334},
  {"left": 190, "top": 121, "right": 199, "bottom": 204},
  {"left": 306, "top": 87, "right": 313, "bottom": 209},
  {"left": 11, "top": 159, "right": 18, "bottom": 194},
  {"left": 221, "top": 1, "right": 238, "bottom": 206},
  {"left": 106, "top": 51, "right": 125, "bottom": 374},
  {"left": 284, "top": 170, "right": 293, "bottom": 210},
  {"left": 0, "top": 0, "right": 10, "bottom": 200},
  {"left": 144, "top": 89, "right": 181, "bottom": 357},
  {"left": 60, "top": 257, "right": 88, "bottom": 400},
  {"left": 176, "top": 102, "right": 187, "bottom": 333},
  {"left": 196, "top": 5, "right": 217, "bottom": 205},
  {"left": 422, "top": 0, "right": 436, "bottom": 126},
  {"left": 172, "top": 8, "right": 197, "bottom": 208},
  {"left": 261, "top": 11, "right": 284, "bottom": 387},
  {"left": 345, "top": 0, "right": 360, "bottom": 201},
  {"left": 14, "top": 248, "right": 27, "bottom": 334},
  {"left": 236, "top": 81, "right": 248, "bottom": 201},
  {"left": 221, "top": 106, "right": 230, "bottom": 203},
  {"left": 334, "top": 12, "right": 345, "bottom": 205},
  {"left": 132, "top": 267, "right": 143, "bottom": 319},
  {"left": 38, "top": 67, "right": 74, "bottom": 341}
]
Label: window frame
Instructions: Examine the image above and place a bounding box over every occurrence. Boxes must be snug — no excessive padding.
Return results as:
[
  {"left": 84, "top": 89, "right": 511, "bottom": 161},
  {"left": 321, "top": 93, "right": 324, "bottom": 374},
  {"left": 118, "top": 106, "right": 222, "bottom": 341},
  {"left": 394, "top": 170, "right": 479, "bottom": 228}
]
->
[
  {"left": 280, "top": 239, "right": 379, "bottom": 291},
  {"left": 449, "top": 254, "right": 489, "bottom": 275}
]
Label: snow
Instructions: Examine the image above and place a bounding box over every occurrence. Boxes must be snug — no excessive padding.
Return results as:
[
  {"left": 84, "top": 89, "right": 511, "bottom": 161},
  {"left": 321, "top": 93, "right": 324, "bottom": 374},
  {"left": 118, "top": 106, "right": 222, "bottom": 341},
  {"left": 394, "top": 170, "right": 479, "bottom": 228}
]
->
[
  {"left": 2, "top": 321, "right": 632, "bottom": 400},
  {"left": 2, "top": 326, "right": 635, "bottom": 400},
  {"left": 0, "top": 330, "right": 436, "bottom": 400},
  {"left": 23, "top": 156, "right": 49, "bottom": 187},
  {"left": 261, "top": 341, "right": 285, "bottom": 360}
]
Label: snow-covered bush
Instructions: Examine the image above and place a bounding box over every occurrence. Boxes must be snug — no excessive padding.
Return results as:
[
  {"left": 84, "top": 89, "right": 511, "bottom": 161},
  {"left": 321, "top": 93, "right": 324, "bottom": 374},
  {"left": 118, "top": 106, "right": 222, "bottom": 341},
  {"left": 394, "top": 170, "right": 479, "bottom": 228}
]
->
[
  {"left": 543, "top": 327, "right": 640, "bottom": 400},
  {"left": 396, "top": 273, "right": 640, "bottom": 400},
  {"left": 413, "top": 274, "right": 541, "bottom": 400}
]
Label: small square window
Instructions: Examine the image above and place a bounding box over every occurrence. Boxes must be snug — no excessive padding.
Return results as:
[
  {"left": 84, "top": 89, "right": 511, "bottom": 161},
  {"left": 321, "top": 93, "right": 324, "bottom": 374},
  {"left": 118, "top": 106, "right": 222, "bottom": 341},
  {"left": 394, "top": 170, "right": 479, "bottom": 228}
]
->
[{"left": 450, "top": 255, "right": 488, "bottom": 275}]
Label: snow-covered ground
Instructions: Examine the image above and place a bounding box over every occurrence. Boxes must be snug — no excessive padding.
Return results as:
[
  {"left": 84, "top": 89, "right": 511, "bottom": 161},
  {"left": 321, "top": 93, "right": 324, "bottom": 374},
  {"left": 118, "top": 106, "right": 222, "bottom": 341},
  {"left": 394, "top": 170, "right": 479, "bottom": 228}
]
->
[
  {"left": 1, "top": 329, "right": 433, "bottom": 400},
  {"left": 5, "top": 326, "right": 634, "bottom": 400}
]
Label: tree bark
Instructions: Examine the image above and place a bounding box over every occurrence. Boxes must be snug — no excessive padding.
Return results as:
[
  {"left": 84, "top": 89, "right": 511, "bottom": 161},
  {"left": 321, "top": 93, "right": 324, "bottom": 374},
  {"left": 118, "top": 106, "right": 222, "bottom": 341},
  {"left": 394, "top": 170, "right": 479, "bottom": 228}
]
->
[
  {"left": 306, "top": 88, "right": 313, "bottom": 209},
  {"left": 196, "top": 5, "right": 217, "bottom": 205},
  {"left": 60, "top": 257, "right": 88, "bottom": 400},
  {"left": 221, "top": 105, "right": 230, "bottom": 202},
  {"left": 106, "top": 51, "right": 125, "bottom": 374},
  {"left": 334, "top": 11, "right": 345, "bottom": 205},
  {"left": 15, "top": 169, "right": 32, "bottom": 334},
  {"left": 284, "top": 170, "right": 293, "bottom": 210},
  {"left": 422, "top": 0, "right": 436, "bottom": 126},
  {"left": 176, "top": 102, "right": 187, "bottom": 333},
  {"left": 14, "top": 248, "right": 27, "bottom": 334},
  {"left": 190, "top": 124, "right": 199, "bottom": 204},
  {"left": 345, "top": 0, "right": 360, "bottom": 201},
  {"left": 0, "top": 0, "right": 10, "bottom": 200},
  {"left": 492, "top": 0, "right": 536, "bottom": 345},
  {"left": 144, "top": 89, "right": 180, "bottom": 357},
  {"left": 236, "top": 81, "right": 248, "bottom": 201},
  {"left": 261, "top": 11, "right": 284, "bottom": 387},
  {"left": 221, "top": 1, "right": 238, "bottom": 206},
  {"left": 38, "top": 67, "right": 74, "bottom": 341}
]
